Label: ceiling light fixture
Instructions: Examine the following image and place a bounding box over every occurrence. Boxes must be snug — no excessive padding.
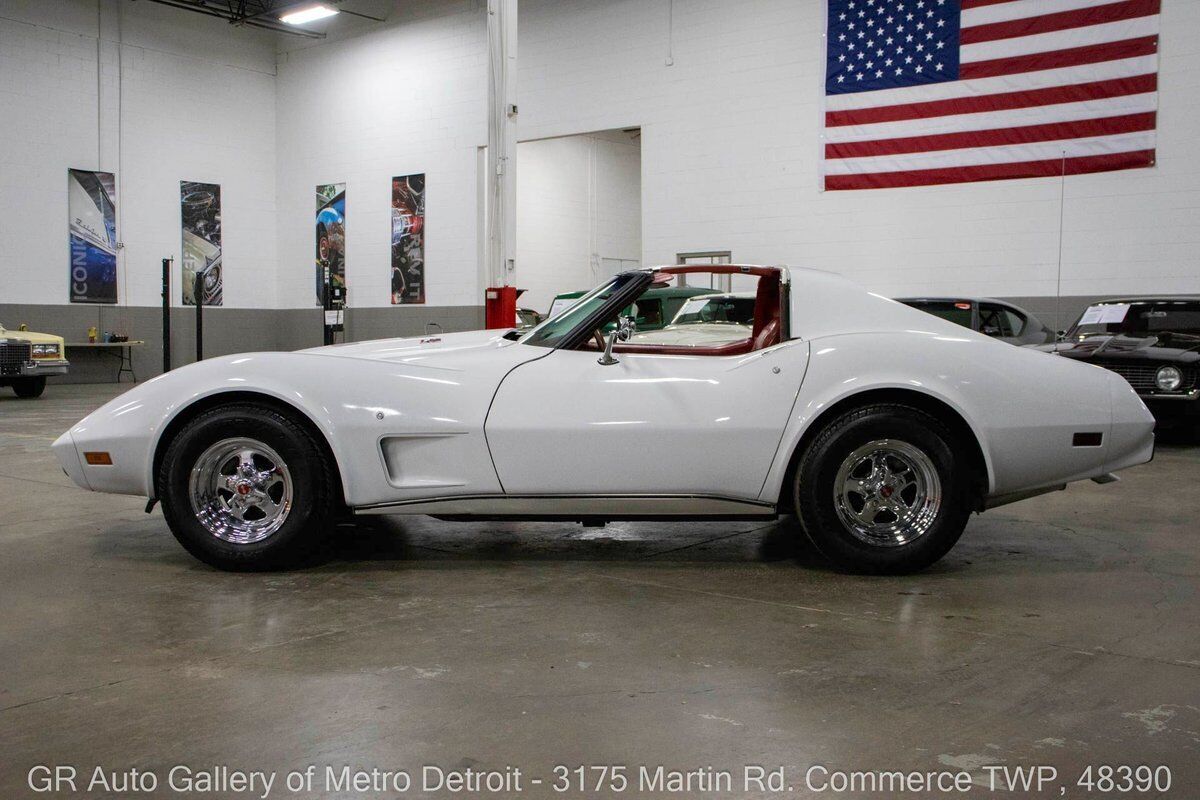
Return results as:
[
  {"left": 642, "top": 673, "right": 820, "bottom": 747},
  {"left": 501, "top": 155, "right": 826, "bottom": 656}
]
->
[{"left": 279, "top": 4, "right": 339, "bottom": 25}]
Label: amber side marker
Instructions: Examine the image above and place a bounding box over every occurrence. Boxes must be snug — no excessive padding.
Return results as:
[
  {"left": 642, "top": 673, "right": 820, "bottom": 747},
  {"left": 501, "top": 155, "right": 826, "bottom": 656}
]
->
[{"left": 83, "top": 452, "right": 113, "bottom": 465}]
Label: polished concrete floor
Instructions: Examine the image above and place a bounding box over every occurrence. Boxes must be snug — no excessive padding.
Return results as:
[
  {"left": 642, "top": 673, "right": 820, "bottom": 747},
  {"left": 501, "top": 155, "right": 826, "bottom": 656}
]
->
[{"left": 2, "top": 383, "right": 1198, "bottom": 798}]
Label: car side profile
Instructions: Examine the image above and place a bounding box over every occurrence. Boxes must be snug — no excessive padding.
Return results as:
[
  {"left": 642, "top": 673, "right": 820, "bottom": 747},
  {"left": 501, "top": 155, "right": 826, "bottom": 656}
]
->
[
  {"left": 896, "top": 297, "right": 1056, "bottom": 346},
  {"left": 53, "top": 266, "right": 1154, "bottom": 574}
]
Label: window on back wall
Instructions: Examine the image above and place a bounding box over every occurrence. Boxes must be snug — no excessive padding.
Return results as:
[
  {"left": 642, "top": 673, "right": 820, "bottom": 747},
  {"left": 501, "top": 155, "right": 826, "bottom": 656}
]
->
[{"left": 677, "top": 251, "right": 749, "bottom": 293}]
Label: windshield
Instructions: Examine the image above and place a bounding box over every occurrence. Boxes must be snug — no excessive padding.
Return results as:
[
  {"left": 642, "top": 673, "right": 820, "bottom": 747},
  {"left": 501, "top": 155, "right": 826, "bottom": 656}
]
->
[
  {"left": 671, "top": 295, "right": 755, "bottom": 326},
  {"left": 1070, "top": 301, "right": 1200, "bottom": 340},
  {"left": 521, "top": 273, "right": 642, "bottom": 348},
  {"left": 901, "top": 300, "right": 973, "bottom": 328}
]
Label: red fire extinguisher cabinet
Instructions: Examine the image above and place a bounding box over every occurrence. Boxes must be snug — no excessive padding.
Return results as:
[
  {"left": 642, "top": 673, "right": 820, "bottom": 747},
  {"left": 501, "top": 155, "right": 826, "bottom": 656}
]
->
[{"left": 485, "top": 286, "right": 518, "bottom": 329}]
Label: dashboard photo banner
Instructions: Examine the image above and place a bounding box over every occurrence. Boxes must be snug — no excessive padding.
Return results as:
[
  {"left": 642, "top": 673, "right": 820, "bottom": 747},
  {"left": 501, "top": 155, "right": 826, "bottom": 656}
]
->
[
  {"left": 391, "top": 173, "right": 425, "bottom": 305},
  {"left": 180, "top": 181, "right": 223, "bottom": 306},
  {"left": 67, "top": 168, "right": 118, "bottom": 304},
  {"left": 315, "top": 183, "right": 346, "bottom": 305}
]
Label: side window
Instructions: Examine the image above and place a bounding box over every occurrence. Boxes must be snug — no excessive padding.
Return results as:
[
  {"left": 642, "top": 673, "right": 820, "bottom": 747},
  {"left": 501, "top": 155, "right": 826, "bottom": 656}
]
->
[
  {"left": 1003, "top": 309, "right": 1026, "bottom": 337},
  {"left": 978, "top": 304, "right": 1017, "bottom": 338},
  {"left": 633, "top": 299, "right": 663, "bottom": 328}
]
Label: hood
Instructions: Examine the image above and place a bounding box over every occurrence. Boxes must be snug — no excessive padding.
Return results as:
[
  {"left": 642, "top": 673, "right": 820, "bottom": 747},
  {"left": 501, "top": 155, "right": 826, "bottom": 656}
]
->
[
  {"left": 1049, "top": 334, "right": 1200, "bottom": 364},
  {"left": 0, "top": 327, "right": 64, "bottom": 346},
  {"left": 300, "top": 328, "right": 520, "bottom": 366}
]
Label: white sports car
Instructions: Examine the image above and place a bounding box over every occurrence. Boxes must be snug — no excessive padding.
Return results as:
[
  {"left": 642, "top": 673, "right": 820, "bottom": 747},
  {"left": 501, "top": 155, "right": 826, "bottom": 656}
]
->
[{"left": 53, "top": 265, "right": 1155, "bottom": 573}]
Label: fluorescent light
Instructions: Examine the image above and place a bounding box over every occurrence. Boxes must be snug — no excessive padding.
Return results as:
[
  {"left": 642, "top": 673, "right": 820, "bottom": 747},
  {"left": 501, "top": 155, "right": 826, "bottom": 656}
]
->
[{"left": 279, "top": 4, "right": 339, "bottom": 25}]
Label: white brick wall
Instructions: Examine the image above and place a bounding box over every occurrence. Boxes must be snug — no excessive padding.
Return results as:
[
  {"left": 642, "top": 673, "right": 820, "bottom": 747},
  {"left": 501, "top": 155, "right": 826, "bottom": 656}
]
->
[
  {"left": 273, "top": 0, "right": 487, "bottom": 309},
  {"left": 519, "top": 0, "right": 1200, "bottom": 299},
  {"left": 0, "top": 0, "right": 277, "bottom": 308},
  {"left": 3, "top": 0, "right": 1197, "bottom": 317}
]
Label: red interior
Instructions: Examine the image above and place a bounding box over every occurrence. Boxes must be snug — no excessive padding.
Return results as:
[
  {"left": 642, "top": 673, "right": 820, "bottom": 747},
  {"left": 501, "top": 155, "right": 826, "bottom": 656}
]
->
[{"left": 581, "top": 266, "right": 783, "bottom": 356}]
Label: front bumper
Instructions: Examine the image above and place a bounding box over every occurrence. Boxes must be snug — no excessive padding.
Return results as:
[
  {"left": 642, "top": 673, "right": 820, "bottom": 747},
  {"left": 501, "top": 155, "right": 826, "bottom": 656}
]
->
[
  {"left": 1142, "top": 391, "right": 1200, "bottom": 421},
  {"left": 53, "top": 430, "right": 90, "bottom": 490},
  {"left": 20, "top": 358, "right": 70, "bottom": 376}
]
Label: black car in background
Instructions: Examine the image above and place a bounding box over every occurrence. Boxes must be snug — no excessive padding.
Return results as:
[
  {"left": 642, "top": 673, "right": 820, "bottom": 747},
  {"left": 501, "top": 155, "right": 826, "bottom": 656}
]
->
[
  {"left": 896, "top": 297, "right": 1056, "bottom": 346},
  {"left": 1051, "top": 298, "right": 1200, "bottom": 430}
]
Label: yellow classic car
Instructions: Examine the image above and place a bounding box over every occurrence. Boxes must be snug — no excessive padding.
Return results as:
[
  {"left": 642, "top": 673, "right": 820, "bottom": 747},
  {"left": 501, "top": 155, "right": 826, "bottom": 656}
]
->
[{"left": 0, "top": 323, "right": 70, "bottom": 398}]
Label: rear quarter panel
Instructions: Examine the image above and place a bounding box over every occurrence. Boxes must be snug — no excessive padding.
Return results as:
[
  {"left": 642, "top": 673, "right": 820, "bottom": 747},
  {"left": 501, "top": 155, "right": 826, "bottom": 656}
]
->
[{"left": 759, "top": 330, "right": 1117, "bottom": 503}]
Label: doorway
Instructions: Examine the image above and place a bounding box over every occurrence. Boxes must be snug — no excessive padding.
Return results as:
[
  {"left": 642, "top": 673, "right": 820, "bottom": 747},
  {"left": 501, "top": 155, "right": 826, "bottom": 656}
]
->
[{"left": 515, "top": 128, "right": 642, "bottom": 317}]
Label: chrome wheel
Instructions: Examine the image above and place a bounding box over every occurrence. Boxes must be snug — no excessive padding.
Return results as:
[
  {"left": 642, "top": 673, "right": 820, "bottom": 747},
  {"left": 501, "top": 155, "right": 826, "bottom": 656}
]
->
[
  {"left": 833, "top": 439, "right": 941, "bottom": 548},
  {"left": 188, "top": 438, "right": 293, "bottom": 544}
]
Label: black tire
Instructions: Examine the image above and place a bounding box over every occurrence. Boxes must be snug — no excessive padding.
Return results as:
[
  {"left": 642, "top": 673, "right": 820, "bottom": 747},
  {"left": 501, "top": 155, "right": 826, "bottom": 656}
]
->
[
  {"left": 793, "top": 404, "right": 974, "bottom": 574},
  {"left": 158, "top": 404, "right": 335, "bottom": 571},
  {"left": 13, "top": 377, "right": 46, "bottom": 399}
]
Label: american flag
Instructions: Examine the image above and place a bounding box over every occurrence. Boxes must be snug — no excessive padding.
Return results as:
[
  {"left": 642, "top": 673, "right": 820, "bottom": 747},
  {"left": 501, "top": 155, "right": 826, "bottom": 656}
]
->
[{"left": 822, "top": 0, "right": 1161, "bottom": 190}]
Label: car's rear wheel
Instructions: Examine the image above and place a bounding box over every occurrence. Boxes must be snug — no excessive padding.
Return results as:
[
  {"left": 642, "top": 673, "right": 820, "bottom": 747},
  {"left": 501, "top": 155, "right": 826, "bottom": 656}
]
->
[
  {"left": 13, "top": 377, "right": 46, "bottom": 399},
  {"left": 793, "top": 404, "right": 973, "bottom": 574},
  {"left": 159, "top": 404, "right": 335, "bottom": 570}
]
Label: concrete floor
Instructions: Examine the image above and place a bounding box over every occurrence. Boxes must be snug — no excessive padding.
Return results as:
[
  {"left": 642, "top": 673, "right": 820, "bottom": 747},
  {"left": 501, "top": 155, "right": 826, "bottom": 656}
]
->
[{"left": 2, "top": 383, "right": 1198, "bottom": 798}]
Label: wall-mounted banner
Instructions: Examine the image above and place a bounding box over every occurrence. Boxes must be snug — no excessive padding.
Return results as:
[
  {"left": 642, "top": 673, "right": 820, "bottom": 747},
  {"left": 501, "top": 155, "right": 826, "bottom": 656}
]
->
[
  {"left": 391, "top": 173, "right": 425, "bottom": 305},
  {"left": 67, "top": 169, "right": 118, "bottom": 304},
  {"left": 315, "top": 183, "right": 346, "bottom": 305},
  {"left": 180, "top": 181, "right": 223, "bottom": 306}
]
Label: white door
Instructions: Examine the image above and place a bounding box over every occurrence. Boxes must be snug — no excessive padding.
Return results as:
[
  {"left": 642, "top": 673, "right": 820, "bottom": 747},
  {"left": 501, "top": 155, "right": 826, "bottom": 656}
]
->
[{"left": 485, "top": 342, "right": 807, "bottom": 500}]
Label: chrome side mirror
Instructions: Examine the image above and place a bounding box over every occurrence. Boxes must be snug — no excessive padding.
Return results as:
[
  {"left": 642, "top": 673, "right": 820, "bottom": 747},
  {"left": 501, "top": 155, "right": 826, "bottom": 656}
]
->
[
  {"left": 616, "top": 314, "right": 636, "bottom": 341},
  {"left": 598, "top": 330, "right": 619, "bottom": 366}
]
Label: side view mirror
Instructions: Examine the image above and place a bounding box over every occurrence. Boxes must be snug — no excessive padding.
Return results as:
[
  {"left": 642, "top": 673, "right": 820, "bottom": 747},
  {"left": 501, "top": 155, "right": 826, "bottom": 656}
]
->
[
  {"left": 598, "top": 330, "right": 619, "bottom": 366},
  {"left": 616, "top": 314, "right": 636, "bottom": 341}
]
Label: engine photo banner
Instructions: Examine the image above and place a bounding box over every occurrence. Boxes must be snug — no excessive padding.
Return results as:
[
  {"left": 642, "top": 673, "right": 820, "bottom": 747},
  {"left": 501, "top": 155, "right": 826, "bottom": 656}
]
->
[
  {"left": 180, "top": 181, "right": 223, "bottom": 306},
  {"left": 821, "top": 0, "right": 1161, "bottom": 190},
  {"left": 391, "top": 173, "right": 425, "bottom": 305},
  {"left": 315, "top": 183, "right": 346, "bottom": 305},
  {"left": 67, "top": 168, "right": 118, "bottom": 304}
]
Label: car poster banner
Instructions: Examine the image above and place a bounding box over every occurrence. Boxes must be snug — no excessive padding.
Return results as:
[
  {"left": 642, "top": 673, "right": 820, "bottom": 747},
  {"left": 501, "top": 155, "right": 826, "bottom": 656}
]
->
[
  {"left": 315, "top": 183, "right": 346, "bottom": 305},
  {"left": 68, "top": 168, "right": 118, "bottom": 304},
  {"left": 180, "top": 181, "right": 222, "bottom": 306},
  {"left": 391, "top": 173, "right": 425, "bottom": 304}
]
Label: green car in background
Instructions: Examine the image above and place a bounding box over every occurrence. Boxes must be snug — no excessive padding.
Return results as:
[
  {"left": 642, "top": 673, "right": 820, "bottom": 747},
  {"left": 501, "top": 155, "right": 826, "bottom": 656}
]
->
[{"left": 549, "top": 285, "right": 717, "bottom": 332}]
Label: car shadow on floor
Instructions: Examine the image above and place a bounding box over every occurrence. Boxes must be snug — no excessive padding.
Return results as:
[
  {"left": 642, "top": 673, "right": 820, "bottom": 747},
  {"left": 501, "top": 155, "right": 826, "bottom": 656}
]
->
[{"left": 317, "top": 515, "right": 834, "bottom": 569}]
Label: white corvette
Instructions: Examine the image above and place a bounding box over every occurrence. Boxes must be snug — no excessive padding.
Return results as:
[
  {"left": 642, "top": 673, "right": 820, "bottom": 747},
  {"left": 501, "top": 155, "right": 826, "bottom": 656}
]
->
[{"left": 53, "top": 266, "right": 1154, "bottom": 573}]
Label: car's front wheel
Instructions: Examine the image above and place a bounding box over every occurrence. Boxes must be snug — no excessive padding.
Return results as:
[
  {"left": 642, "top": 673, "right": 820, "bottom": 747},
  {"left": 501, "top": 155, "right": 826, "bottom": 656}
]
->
[
  {"left": 159, "top": 404, "right": 335, "bottom": 570},
  {"left": 793, "top": 404, "right": 974, "bottom": 574},
  {"left": 12, "top": 377, "right": 46, "bottom": 398}
]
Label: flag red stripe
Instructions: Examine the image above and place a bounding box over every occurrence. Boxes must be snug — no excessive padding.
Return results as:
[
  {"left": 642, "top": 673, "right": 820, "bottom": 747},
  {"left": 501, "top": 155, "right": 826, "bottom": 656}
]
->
[
  {"left": 960, "top": 0, "right": 1022, "bottom": 8},
  {"left": 961, "top": 0, "right": 1162, "bottom": 45},
  {"left": 825, "top": 73, "right": 1156, "bottom": 128},
  {"left": 960, "top": 35, "right": 1158, "bottom": 79},
  {"left": 826, "top": 112, "right": 1155, "bottom": 159},
  {"left": 825, "top": 149, "right": 1155, "bottom": 190}
]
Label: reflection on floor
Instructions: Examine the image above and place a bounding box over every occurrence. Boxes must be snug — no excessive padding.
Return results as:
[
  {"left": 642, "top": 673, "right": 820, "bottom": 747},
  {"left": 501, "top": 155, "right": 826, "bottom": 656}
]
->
[{"left": 2, "top": 383, "right": 1198, "bottom": 796}]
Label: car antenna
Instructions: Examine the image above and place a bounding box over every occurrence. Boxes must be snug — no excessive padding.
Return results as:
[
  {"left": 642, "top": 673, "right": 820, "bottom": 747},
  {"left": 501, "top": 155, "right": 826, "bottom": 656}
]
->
[{"left": 1054, "top": 149, "right": 1067, "bottom": 351}]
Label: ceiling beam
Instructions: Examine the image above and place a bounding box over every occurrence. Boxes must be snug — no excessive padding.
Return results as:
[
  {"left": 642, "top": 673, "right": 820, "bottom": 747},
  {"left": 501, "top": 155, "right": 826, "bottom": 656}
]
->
[{"left": 137, "top": 0, "right": 327, "bottom": 38}]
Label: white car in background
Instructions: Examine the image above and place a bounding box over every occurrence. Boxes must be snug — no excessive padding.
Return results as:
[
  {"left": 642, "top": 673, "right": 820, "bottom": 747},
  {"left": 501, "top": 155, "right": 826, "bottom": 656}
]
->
[{"left": 53, "top": 265, "right": 1154, "bottom": 574}]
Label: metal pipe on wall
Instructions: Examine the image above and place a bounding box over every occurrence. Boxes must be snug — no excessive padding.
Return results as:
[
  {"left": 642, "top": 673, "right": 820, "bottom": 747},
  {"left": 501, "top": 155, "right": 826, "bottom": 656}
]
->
[
  {"left": 162, "top": 258, "right": 172, "bottom": 372},
  {"left": 486, "top": 0, "right": 518, "bottom": 289}
]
